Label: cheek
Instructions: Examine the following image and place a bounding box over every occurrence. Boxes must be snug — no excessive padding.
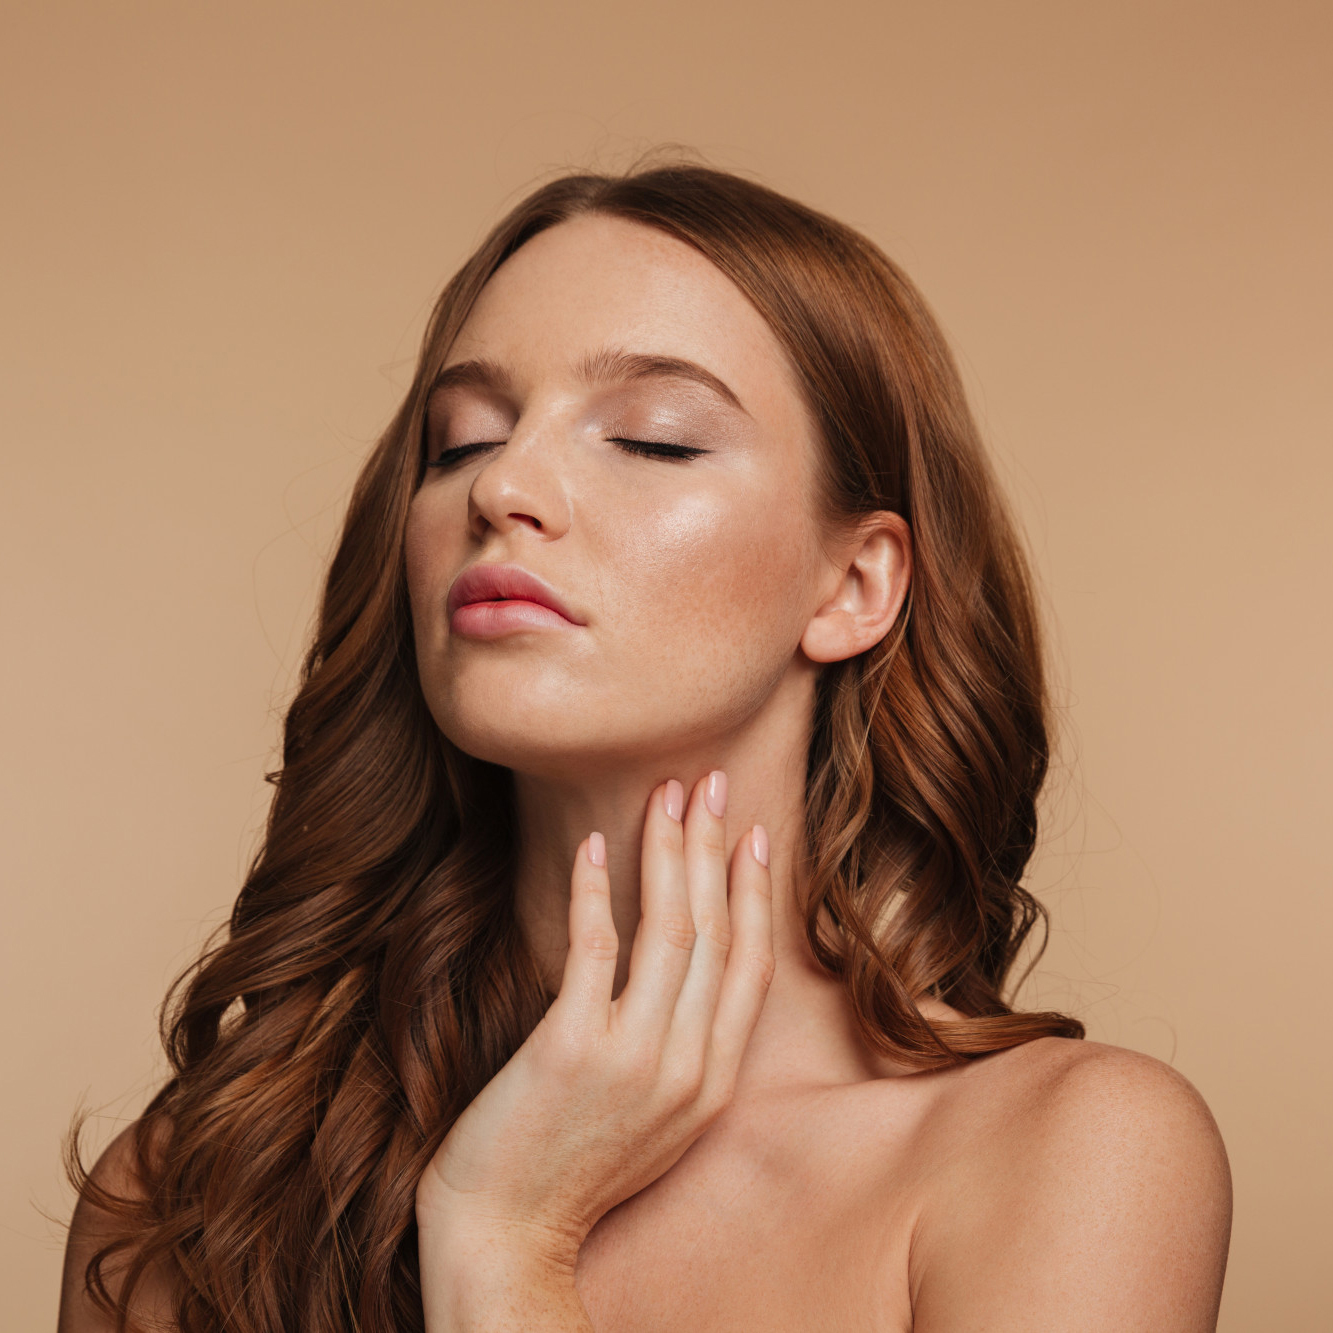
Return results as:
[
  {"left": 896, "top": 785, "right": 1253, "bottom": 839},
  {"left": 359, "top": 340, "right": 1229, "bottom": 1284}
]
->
[
  {"left": 603, "top": 482, "right": 815, "bottom": 673},
  {"left": 403, "top": 492, "right": 459, "bottom": 625}
]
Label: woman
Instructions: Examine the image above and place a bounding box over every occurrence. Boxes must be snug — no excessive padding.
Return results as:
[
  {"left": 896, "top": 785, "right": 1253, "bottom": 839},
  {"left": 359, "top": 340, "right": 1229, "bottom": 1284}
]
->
[{"left": 60, "top": 162, "right": 1232, "bottom": 1331}]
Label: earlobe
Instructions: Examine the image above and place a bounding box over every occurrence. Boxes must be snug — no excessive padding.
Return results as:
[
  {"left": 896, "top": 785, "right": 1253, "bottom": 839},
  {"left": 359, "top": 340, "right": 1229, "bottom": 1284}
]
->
[{"left": 800, "top": 512, "right": 912, "bottom": 665}]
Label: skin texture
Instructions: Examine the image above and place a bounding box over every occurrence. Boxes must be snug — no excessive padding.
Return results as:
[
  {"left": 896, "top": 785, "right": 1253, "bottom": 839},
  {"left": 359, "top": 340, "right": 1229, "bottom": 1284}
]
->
[
  {"left": 59, "top": 215, "right": 1232, "bottom": 1331},
  {"left": 404, "top": 214, "right": 911, "bottom": 1015}
]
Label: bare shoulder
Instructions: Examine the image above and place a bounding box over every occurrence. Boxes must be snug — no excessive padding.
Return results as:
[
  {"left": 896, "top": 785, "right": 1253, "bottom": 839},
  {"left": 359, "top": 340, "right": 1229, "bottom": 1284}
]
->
[
  {"left": 947, "top": 1035, "right": 1227, "bottom": 1146},
  {"left": 907, "top": 1039, "right": 1232, "bottom": 1332},
  {"left": 59, "top": 1124, "right": 175, "bottom": 1333},
  {"left": 987, "top": 1037, "right": 1231, "bottom": 1210}
]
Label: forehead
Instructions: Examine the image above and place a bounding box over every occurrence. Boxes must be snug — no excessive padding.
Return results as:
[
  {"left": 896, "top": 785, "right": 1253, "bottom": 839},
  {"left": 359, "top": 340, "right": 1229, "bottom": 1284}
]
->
[{"left": 446, "top": 214, "right": 806, "bottom": 416}]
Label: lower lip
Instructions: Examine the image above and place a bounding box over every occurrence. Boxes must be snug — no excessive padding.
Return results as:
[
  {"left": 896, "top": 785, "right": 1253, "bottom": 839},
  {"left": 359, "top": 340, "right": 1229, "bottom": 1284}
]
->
[{"left": 450, "top": 599, "right": 577, "bottom": 637}]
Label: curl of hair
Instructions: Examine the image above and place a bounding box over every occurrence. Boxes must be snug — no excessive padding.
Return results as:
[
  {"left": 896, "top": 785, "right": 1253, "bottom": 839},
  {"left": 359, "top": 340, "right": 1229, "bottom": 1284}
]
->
[{"left": 69, "top": 162, "right": 1083, "bottom": 1332}]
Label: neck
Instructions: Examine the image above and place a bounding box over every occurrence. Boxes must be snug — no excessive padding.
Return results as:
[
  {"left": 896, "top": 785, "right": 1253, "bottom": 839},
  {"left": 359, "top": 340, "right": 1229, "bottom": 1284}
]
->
[{"left": 509, "top": 664, "right": 902, "bottom": 1097}]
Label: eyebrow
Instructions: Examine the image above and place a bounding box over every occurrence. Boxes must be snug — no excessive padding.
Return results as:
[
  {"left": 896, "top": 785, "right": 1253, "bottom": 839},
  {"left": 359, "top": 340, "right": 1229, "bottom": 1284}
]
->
[
  {"left": 576, "top": 347, "right": 748, "bottom": 414},
  {"left": 427, "top": 357, "right": 513, "bottom": 397},
  {"left": 427, "top": 347, "right": 748, "bottom": 415}
]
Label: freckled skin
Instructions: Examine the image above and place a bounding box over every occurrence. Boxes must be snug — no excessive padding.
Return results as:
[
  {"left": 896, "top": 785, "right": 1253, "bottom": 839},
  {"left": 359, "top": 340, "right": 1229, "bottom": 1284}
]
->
[
  {"left": 403, "top": 209, "right": 915, "bottom": 1031},
  {"left": 59, "top": 214, "right": 1230, "bottom": 1333},
  {"left": 399, "top": 213, "right": 937, "bottom": 1324},
  {"left": 403, "top": 213, "right": 900, "bottom": 1015},
  {"left": 395, "top": 214, "right": 1230, "bottom": 1333},
  {"left": 404, "top": 215, "right": 829, "bottom": 782}
]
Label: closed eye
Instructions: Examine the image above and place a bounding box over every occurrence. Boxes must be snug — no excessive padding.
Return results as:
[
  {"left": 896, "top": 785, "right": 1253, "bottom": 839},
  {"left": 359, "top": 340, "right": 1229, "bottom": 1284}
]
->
[
  {"left": 424, "top": 438, "right": 709, "bottom": 469},
  {"left": 608, "top": 438, "right": 709, "bottom": 462},
  {"left": 424, "top": 441, "right": 502, "bottom": 469}
]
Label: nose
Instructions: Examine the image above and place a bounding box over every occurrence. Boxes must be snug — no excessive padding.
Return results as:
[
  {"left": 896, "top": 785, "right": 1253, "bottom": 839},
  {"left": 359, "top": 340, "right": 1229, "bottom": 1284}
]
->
[{"left": 465, "top": 421, "right": 572, "bottom": 542}]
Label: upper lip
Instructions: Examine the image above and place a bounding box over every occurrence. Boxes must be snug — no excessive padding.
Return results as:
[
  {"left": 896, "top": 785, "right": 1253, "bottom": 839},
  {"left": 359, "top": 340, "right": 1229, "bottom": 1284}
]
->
[{"left": 446, "top": 562, "right": 585, "bottom": 624}]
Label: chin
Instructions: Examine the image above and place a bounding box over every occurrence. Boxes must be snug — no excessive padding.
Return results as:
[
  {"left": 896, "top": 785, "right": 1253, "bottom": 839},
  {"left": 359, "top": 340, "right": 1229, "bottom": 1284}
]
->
[
  {"left": 435, "top": 698, "right": 707, "bottom": 784},
  {"left": 434, "top": 698, "right": 622, "bottom": 776}
]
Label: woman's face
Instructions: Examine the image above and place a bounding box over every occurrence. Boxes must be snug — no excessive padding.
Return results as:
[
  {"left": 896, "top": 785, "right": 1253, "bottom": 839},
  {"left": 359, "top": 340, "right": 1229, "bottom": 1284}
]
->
[{"left": 404, "top": 213, "right": 836, "bottom": 778}]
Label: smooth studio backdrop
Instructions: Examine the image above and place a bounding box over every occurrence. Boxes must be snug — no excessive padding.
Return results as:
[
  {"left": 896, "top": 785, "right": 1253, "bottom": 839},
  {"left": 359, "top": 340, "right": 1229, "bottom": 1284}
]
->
[{"left": 4, "top": 3, "right": 1329, "bottom": 1328}]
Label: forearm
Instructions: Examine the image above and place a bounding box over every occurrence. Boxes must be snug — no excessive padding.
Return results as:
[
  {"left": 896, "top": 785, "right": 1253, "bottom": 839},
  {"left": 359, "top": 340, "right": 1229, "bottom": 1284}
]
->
[{"left": 420, "top": 1221, "right": 594, "bottom": 1333}]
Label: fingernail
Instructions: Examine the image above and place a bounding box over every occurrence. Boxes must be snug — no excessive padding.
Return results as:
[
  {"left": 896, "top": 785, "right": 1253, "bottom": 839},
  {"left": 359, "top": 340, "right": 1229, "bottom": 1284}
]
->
[
  {"left": 705, "top": 770, "right": 728, "bottom": 818},
  {"left": 751, "top": 824, "right": 769, "bottom": 867},
  {"left": 588, "top": 831, "right": 606, "bottom": 866},
  {"left": 664, "top": 779, "right": 684, "bottom": 822}
]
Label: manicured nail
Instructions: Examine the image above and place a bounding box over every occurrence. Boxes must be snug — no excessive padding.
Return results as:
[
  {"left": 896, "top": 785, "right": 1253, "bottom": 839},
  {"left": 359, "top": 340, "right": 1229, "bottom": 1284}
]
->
[
  {"left": 664, "top": 779, "right": 684, "bottom": 822},
  {"left": 751, "top": 824, "right": 769, "bottom": 867},
  {"left": 705, "top": 769, "right": 728, "bottom": 818},
  {"left": 588, "top": 831, "right": 606, "bottom": 866}
]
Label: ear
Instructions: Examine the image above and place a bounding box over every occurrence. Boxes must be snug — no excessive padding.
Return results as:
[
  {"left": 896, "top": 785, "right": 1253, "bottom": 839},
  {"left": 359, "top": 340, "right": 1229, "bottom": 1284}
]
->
[{"left": 800, "top": 512, "right": 912, "bottom": 665}]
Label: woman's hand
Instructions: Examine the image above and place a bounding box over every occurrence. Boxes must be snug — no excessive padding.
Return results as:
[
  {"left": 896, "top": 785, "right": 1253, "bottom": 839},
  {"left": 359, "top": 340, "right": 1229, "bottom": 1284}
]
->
[{"left": 416, "top": 770, "right": 774, "bottom": 1290}]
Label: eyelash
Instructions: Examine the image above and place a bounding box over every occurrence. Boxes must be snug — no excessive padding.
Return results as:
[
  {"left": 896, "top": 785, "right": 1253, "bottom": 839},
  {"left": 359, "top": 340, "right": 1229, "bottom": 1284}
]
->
[{"left": 424, "top": 438, "right": 708, "bottom": 468}]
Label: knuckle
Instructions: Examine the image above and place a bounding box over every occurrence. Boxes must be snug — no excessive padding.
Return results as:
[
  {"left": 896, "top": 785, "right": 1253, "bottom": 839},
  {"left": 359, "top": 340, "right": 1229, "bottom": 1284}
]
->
[
  {"left": 696, "top": 822, "right": 727, "bottom": 857},
  {"left": 745, "top": 947, "right": 776, "bottom": 989},
  {"left": 651, "top": 824, "right": 682, "bottom": 855},
  {"left": 694, "top": 913, "right": 732, "bottom": 952},
  {"left": 541, "top": 1017, "right": 595, "bottom": 1073},
  {"left": 664, "top": 1057, "right": 705, "bottom": 1103},
  {"left": 577, "top": 877, "right": 611, "bottom": 906},
  {"left": 656, "top": 911, "right": 697, "bottom": 952},
  {"left": 697, "top": 1077, "right": 735, "bottom": 1123},
  {"left": 580, "top": 927, "right": 620, "bottom": 960},
  {"left": 618, "top": 1042, "right": 661, "bottom": 1087}
]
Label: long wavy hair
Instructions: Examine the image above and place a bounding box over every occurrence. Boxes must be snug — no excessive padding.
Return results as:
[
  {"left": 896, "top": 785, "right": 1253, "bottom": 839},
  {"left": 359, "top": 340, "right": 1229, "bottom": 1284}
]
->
[{"left": 70, "top": 161, "right": 1083, "bottom": 1332}]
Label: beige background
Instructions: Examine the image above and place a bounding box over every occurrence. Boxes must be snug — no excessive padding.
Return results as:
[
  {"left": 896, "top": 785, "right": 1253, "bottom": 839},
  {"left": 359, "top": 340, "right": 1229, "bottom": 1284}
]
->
[{"left": 4, "top": 2, "right": 1329, "bottom": 1328}]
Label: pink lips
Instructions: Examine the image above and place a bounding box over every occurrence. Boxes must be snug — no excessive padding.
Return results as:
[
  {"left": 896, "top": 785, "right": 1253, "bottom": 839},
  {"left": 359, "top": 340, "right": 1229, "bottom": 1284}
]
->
[{"left": 447, "top": 562, "right": 584, "bottom": 637}]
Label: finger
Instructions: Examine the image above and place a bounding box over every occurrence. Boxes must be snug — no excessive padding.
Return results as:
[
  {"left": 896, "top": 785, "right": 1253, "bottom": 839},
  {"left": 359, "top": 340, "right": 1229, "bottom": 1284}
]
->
[
  {"left": 705, "top": 825, "right": 775, "bottom": 1089},
  {"left": 552, "top": 833, "right": 619, "bottom": 1031},
  {"left": 664, "top": 770, "right": 733, "bottom": 1060},
  {"left": 614, "top": 779, "right": 693, "bottom": 1042}
]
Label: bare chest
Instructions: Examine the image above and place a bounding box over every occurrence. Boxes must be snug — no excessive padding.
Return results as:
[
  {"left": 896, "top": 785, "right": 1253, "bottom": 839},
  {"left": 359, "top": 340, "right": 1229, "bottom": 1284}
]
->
[{"left": 572, "top": 1089, "right": 922, "bottom": 1332}]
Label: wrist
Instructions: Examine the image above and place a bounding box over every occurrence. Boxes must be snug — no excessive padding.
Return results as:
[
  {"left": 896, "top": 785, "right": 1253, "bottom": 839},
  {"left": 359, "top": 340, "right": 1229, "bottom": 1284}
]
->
[
  {"left": 418, "top": 1209, "right": 591, "bottom": 1333},
  {"left": 417, "top": 1190, "right": 586, "bottom": 1273}
]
